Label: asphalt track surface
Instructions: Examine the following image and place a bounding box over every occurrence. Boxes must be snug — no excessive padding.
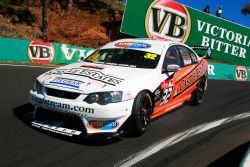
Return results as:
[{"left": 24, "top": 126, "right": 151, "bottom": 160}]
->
[{"left": 0, "top": 64, "right": 250, "bottom": 167}]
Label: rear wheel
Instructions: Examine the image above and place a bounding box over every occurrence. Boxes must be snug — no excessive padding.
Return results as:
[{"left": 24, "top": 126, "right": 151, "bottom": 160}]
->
[
  {"left": 130, "top": 91, "right": 153, "bottom": 136},
  {"left": 190, "top": 76, "right": 207, "bottom": 105}
]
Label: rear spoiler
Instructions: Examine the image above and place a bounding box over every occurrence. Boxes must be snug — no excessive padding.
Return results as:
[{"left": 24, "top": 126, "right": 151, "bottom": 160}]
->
[{"left": 190, "top": 46, "right": 211, "bottom": 58}]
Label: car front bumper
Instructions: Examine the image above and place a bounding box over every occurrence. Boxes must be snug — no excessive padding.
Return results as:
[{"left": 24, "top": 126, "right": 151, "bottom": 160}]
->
[{"left": 29, "top": 90, "right": 134, "bottom": 135}]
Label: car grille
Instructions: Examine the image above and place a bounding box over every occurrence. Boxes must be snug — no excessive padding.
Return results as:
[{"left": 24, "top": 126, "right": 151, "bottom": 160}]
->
[
  {"left": 35, "top": 107, "right": 86, "bottom": 131},
  {"left": 46, "top": 87, "right": 80, "bottom": 99}
]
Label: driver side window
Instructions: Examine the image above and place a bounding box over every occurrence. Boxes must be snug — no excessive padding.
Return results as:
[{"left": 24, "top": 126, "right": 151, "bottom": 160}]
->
[
  {"left": 176, "top": 45, "right": 196, "bottom": 66},
  {"left": 163, "top": 46, "right": 181, "bottom": 69}
]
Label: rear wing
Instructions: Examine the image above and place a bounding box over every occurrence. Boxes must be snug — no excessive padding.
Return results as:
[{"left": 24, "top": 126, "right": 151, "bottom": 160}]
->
[{"left": 190, "top": 46, "right": 211, "bottom": 58}]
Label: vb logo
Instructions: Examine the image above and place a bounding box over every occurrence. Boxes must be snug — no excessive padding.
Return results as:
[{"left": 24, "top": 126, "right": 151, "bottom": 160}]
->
[
  {"left": 28, "top": 41, "right": 54, "bottom": 63},
  {"left": 235, "top": 66, "right": 248, "bottom": 81},
  {"left": 145, "top": 0, "right": 191, "bottom": 42}
]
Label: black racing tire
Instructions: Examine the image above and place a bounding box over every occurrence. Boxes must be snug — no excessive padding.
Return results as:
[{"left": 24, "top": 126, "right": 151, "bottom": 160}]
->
[
  {"left": 190, "top": 76, "right": 207, "bottom": 105},
  {"left": 130, "top": 91, "right": 153, "bottom": 136}
]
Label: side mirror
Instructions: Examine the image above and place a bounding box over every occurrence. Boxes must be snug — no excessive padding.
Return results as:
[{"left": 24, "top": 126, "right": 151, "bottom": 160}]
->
[{"left": 162, "top": 64, "right": 180, "bottom": 73}]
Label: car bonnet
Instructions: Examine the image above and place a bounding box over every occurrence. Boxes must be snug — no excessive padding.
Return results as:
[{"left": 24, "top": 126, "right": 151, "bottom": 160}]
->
[{"left": 40, "top": 62, "right": 156, "bottom": 94}]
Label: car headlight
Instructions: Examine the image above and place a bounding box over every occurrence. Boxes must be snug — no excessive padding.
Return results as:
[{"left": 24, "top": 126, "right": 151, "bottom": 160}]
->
[
  {"left": 84, "top": 91, "right": 123, "bottom": 105},
  {"left": 33, "top": 80, "right": 42, "bottom": 94}
]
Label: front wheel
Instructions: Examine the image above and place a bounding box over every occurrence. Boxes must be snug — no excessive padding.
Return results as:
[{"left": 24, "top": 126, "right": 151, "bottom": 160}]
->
[
  {"left": 130, "top": 91, "right": 153, "bottom": 136},
  {"left": 190, "top": 76, "right": 207, "bottom": 105}
]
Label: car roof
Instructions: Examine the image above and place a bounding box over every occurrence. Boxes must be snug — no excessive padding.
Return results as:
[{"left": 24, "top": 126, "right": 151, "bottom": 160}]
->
[
  {"left": 100, "top": 38, "right": 183, "bottom": 55},
  {"left": 112, "top": 38, "right": 176, "bottom": 47}
]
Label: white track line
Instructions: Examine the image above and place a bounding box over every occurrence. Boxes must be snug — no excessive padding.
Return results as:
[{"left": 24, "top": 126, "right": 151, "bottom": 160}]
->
[
  {"left": 0, "top": 63, "right": 55, "bottom": 68},
  {"left": 115, "top": 111, "right": 250, "bottom": 167},
  {"left": 240, "top": 147, "right": 250, "bottom": 167}
]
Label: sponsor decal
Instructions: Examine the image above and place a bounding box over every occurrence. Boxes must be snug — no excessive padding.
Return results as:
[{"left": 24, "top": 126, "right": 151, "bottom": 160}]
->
[
  {"left": 160, "top": 79, "right": 173, "bottom": 90},
  {"left": 235, "top": 66, "right": 248, "bottom": 81},
  {"left": 174, "top": 87, "right": 178, "bottom": 97},
  {"left": 31, "top": 95, "right": 94, "bottom": 114},
  {"left": 48, "top": 68, "right": 124, "bottom": 86},
  {"left": 179, "top": 62, "right": 207, "bottom": 93},
  {"left": 153, "top": 87, "right": 162, "bottom": 101},
  {"left": 124, "top": 91, "right": 133, "bottom": 100},
  {"left": 176, "top": 67, "right": 193, "bottom": 80},
  {"left": 128, "top": 42, "right": 151, "bottom": 49},
  {"left": 49, "top": 77, "right": 84, "bottom": 89},
  {"left": 87, "top": 120, "right": 119, "bottom": 130},
  {"left": 28, "top": 41, "right": 54, "bottom": 63},
  {"left": 61, "top": 44, "right": 94, "bottom": 61},
  {"left": 115, "top": 42, "right": 135, "bottom": 48},
  {"left": 115, "top": 42, "right": 151, "bottom": 48},
  {"left": 105, "top": 63, "right": 137, "bottom": 68},
  {"left": 208, "top": 64, "right": 215, "bottom": 76},
  {"left": 198, "top": 20, "right": 248, "bottom": 59},
  {"left": 31, "top": 120, "right": 81, "bottom": 136},
  {"left": 145, "top": 0, "right": 191, "bottom": 42}
]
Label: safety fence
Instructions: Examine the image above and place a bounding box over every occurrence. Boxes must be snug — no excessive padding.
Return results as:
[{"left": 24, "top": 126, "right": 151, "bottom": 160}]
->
[{"left": 0, "top": 37, "right": 249, "bottom": 82}]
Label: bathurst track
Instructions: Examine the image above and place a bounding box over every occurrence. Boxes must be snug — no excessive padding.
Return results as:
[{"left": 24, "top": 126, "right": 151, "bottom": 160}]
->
[{"left": 1, "top": 64, "right": 250, "bottom": 167}]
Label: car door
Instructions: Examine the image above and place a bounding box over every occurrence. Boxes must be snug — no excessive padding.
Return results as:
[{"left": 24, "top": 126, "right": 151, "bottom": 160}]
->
[
  {"left": 152, "top": 45, "right": 183, "bottom": 118},
  {"left": 152, "top": 44, "right": 200, "bottom": 119},
  {"left": 171, "top": 45, "right": 200, "bottom": 102}
]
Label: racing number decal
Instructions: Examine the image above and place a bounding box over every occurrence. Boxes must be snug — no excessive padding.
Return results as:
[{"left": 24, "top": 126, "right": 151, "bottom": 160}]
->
[
  {"left": 160, "top": 87, "right": 173, "bottom": 105},
  {"left": 160, "top": 80, "right": 173, "bottom": 105},
  {"left": 144, "top": 53, "right": 157, "bottom": 60}
]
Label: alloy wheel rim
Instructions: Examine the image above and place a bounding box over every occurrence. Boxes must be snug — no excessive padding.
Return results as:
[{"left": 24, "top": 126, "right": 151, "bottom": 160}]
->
[{"left": 139, "top": 97, "right": 151, "bottom": 127}]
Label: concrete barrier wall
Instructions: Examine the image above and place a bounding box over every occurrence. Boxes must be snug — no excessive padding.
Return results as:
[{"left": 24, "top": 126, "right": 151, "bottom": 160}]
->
[
  {"left": 0, "top": 37, "right": 94, "bottom": 64},
  {"left": 0, "top": 37, "right": 249, "bottom": 82},
  {"left": 208, "top": 62, "right": 250, "bottom": 81}
]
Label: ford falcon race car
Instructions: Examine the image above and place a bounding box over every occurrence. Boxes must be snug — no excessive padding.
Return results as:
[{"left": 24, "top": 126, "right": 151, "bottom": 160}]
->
[{"left": 29, "top": 38, "right": 208, "bottom": 137}]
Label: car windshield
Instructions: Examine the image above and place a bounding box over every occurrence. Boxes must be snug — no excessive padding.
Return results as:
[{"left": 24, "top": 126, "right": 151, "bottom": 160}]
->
[{"left": 84, "top": 48, "right": 160, "bottom": 69}]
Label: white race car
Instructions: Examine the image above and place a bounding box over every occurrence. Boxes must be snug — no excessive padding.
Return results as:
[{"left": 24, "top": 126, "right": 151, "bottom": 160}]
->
[{"left": 29, "top": 38, "right": 208, "bottom": 137}]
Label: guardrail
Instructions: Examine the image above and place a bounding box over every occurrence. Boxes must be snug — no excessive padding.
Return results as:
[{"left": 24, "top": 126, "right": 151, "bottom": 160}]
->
[{"left": 0, "top": 37, "right": 249, "bottom": 82}]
